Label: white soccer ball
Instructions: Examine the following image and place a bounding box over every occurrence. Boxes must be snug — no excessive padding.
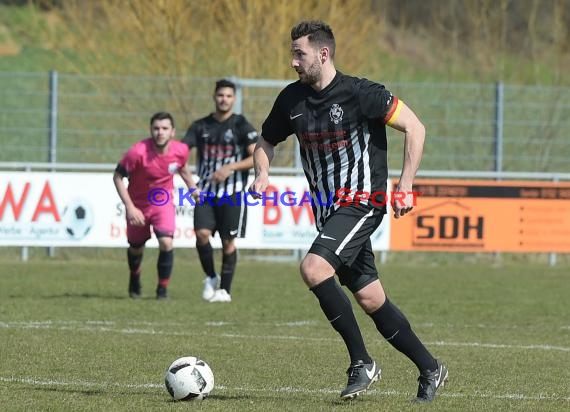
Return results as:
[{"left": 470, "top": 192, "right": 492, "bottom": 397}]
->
[
  {"left": 164, "top": 356, "right": 214, "bottom": 401},
  {"left": 61, "top": 198, "right": 94, "bottom": 239}
]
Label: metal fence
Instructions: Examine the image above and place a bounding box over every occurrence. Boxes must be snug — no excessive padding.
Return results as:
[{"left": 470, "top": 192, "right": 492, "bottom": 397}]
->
[{"left": 0, "top": 71, "right": 569, "bottom": 172}]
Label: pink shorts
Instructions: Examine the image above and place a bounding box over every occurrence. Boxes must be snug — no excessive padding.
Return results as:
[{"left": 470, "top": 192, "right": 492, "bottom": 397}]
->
[{"left": 126, "top": 204, "right": 175, "bottom": 246}]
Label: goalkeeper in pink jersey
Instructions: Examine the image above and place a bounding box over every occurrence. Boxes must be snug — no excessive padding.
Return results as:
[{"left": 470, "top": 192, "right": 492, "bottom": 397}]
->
[{"left": 113, "top": 112, "right": 200, "bottom": 299}]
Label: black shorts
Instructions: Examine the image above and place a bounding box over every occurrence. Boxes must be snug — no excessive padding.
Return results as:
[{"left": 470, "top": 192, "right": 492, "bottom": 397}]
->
[
  {"left": 308, "top": 204, "right": 384, "bottom": 293},
  {"left": 193, "top": 193, "right": 247, "bottom": 240}
]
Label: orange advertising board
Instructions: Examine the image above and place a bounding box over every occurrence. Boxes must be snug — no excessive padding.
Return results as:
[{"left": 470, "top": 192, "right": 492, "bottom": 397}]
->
[{"left": 390, "top": 179, "right": 570, "bottom": 252}]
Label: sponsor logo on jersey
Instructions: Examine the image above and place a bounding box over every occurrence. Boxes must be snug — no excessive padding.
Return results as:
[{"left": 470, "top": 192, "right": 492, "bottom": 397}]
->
[{"left": 168, "top": 162, "right": 179, "bottom": 174}]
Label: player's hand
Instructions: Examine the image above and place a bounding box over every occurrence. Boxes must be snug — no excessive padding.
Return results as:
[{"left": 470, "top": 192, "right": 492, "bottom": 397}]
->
[
  {"left": 190, "top": 187, "right": 201, "bottom": 202},
  {"left": 126, "top": 207, "right": 145, "bottom": 226},
  {"left": 392, "top": 184, "right": 415, "bottom": 219},
  {"left": 210, "top": 165, "right": 233, "bottom": 183},
  {"left": 248, "top": 175, "right": 269, "bottom": 199}
]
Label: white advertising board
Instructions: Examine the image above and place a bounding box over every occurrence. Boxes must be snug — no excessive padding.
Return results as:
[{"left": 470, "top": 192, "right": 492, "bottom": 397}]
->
[{"left": 0, "top": 172, "right": 390, "bottom": 251}]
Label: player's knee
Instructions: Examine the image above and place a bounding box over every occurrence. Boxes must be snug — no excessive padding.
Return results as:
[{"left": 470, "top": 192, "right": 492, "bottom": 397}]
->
[
  {"left": 222, "top": 244, "right": 236, "bottom": 255},
  {"left": 299, "top": 255, "right": 331, "bottom": 287},
  {"left": 354, "top": 281, "right": 386, "bottom": 313},
  {"left": 299, "top": 255, "right": 314, "bottom": 276},
  {"left": 128, "top": 244, "right": 145, "bottom": 254},
  {"left": 195, "top": 230, "right": 211, "bottom": 244},
  {"left": 157, "top": 237, "right": 173, "bottom": 251},
  {"left": 356, "top": 295, "right": 382, "bottom": 313}
]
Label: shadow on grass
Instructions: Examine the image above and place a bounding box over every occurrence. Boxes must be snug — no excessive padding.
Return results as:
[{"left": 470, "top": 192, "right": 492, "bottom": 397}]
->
[
  {"left": 52, "top": 293, "right": 125, "bottom": 300},
  {"left": 5, "top": 293, "right": 128, "bottom": 300},
  {"left": 206, "top": 394, "right": 257, "bottom": 401},
  {"left": 8, "top": 292, "right": 185, "bottom": 302},
  {"left": 31, "top": 386, "right": 106, "bottom": 396},
  {"left": 163, "top": 394, "right": 256, "bottom": 403}
]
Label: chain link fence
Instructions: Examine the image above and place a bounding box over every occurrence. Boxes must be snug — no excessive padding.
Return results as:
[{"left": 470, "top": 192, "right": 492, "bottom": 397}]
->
[{"left": 0, "top": 71, "right": 569, "bottom": 172}]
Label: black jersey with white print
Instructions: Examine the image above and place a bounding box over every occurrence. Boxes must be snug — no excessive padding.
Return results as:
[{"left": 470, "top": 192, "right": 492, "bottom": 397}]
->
[
  {"left": 261, "top": 71, "right": 400, "bottom": 231},
  {"left": 184, "top": 113, "right": 258, "bottom": 197}
]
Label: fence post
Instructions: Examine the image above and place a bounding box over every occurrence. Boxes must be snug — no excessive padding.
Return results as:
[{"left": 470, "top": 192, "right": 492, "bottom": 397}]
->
[
  {"left": 494, "top": 81, "right": 504, "bottom": 175},
  {"left": 492, "top": 82, "right": 505, "bottom": 262},
  {"left": 47, "top": 70, "right": 58, "bottom": 257},
  {"left": 232, "top": 76, "right": 243, "bottom": 115},
  {"left": 48, "top": 70, "right": 58, "bottom": 164},
  {"left": 20, "top": 164, "right": 32, "bottom": 261},
  {"left": 549, "top": 175, "right": 559, "bottom": 266}
]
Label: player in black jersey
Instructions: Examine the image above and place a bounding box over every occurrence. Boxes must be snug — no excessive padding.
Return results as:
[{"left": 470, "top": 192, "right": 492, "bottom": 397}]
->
[
  {"left": 183, "top": 79, "right": 259, "bottom": 303},
  {"left": 249, "top": 21, "right": 447, "bottom": 402}
]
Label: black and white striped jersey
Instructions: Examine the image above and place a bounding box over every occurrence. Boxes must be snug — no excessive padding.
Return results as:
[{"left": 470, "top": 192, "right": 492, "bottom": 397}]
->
[
  {"left": 183, "top": 113, "right": 258, "bottom": 197},
  {"left": 261, "top": 71, "right": 401, "bottom": 230}
]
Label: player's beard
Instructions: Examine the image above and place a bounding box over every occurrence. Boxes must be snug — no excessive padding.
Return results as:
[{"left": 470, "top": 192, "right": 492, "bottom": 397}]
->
[
  {"left": 216, "top": 101, "right": 233, "bottom": 114},
  {"left": 299, "top": 60, "right": 321, "bottom": 85},
  {"left": 153, "top": 137, "right": 170, "bottom": 150}
]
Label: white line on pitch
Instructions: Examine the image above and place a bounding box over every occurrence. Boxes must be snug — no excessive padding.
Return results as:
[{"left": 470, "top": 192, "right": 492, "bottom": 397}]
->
[
  {"left": 2, "top": 319, "right": 568, "bottom": 331},
  {"left": 1, "top": 321, "right": 568, "bottom": 352}
]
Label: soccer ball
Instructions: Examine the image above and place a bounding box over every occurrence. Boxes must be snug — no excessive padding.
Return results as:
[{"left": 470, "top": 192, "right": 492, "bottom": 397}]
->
[
  {"left": 164, "top": 356, "right": 214, "bottom": 401},
  {"left": 61, "top": 198, "right": 94, "bottom": 239}
]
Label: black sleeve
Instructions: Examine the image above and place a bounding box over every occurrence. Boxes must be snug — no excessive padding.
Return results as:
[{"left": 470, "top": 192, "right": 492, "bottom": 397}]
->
[
  {"left": 236, "top": 115, "right": 259, "bottom": 146},
  {"left": 261, "top": 90, "right": 294, "bottom": 146},
  {"left": 182, "top": 121, "right": 200, "bottom": 148},
  {"left": 115, "top": 163, "right": 128, "bottom": 178},
  {"left": 357, "top": 78, "right": 396, "bottom": 120}
]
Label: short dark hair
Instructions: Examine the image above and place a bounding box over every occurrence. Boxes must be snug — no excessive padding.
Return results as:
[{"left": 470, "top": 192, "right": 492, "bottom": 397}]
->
[
  {"left": 291, "top": 20, "right": 335, "bottom": 57},
  {"left": 215, "top": 79, "right": 236, "bottom": 93},
  {"left": 150, "top": 112, "right": 174, "bottom": 128}
]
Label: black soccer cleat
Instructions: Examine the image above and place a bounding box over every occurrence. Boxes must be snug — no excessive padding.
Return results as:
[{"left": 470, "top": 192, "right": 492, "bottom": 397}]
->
[
  {"left": 156, "top": 285, "right": 168, "bottom": 300},
  {"left": 340, "top": 359, "right": 381, "bottom": 400},
  {"left": 415, "top": 359, "right": 448, "bottom": 402},
  {"left": 128, "top": 275, "right": 141, "bottom": 298}
]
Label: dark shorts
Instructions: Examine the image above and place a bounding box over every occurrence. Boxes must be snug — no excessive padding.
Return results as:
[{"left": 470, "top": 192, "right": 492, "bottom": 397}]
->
[
  {"left": 194, "top": 193, "right": 247, "bottom": 240},
  {"left": 308, "top": 204, "right": 385, "bottom": 293}
]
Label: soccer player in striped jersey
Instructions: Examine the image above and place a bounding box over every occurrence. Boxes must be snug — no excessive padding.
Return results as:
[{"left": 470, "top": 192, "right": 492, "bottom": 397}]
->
[
  {"left": 249, "top": 21, "right": 448, "bottom": 402},
  {"left": 183, "top": 79, "right": 259, "bottom": 303}
]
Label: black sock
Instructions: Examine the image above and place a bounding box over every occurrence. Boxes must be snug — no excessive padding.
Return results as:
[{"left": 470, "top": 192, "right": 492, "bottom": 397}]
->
[
  {"left": 220, "top": 250, "right": 237, "bottom": 293},
  {"left": 127, "top": 249, "right": 143, "bottom": 277},
  {"left": 369, "top": 298, "right": 437, "bottom": 372},
  {"left": 196, "top": 242, "right": 216, "bottom": 277},
  {"left": 311, "top": 277, "right": 371, "bottom": 364},
  {"left": 157, "top": 250, "right": 174, "bottom": 288}
]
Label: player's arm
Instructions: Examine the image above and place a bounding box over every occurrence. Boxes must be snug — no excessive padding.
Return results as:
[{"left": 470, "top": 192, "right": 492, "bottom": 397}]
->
[
  {"left": 209, "top": 143, "right": 256, "bottom": 183},
  {"left": 232, "top": 142, "right": 256, "bottom": 171},
  {"left": 248, "top": 136, "right": 275, "bottom": 199},
  {"left": 386, "top": 100, "right": 425, "bottom": 218},
  {"left": 182, "top": 123, "right": 198, "bottom": 163},
  {"left": 112, "top": 168, "right": 145, "bottom": 226},
  {"left": 178, "top": 163, "right": 200, "bottom": 201}
]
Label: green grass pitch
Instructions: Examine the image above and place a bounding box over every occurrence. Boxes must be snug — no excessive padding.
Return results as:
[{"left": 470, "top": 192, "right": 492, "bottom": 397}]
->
[{"left": 0, "top": 255, "right": 568, "bottom": 411}]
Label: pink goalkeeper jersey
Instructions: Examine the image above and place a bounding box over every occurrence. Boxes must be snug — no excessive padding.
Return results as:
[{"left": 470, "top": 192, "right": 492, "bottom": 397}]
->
[{"left": 119, "top": 138, "right": 189, "bottom": 209}]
